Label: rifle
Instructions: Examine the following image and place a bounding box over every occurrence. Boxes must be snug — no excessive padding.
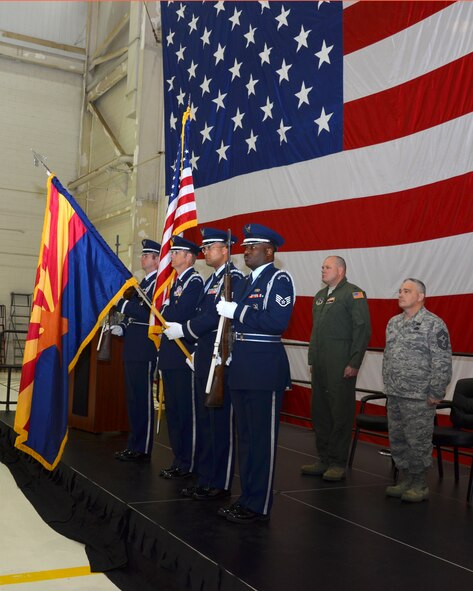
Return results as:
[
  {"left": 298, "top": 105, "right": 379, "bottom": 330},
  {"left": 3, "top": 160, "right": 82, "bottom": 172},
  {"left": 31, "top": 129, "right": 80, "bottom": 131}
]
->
[{"left": 205, "top": 229, "right": 233, "bottom": 407}]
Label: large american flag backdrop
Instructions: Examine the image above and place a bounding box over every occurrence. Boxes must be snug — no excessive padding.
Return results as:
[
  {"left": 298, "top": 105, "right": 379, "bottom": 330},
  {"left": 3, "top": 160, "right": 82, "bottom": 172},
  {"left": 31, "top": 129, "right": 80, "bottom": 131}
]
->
[{"left": 161, "top": 1, "right": 473, "bottom": 420}]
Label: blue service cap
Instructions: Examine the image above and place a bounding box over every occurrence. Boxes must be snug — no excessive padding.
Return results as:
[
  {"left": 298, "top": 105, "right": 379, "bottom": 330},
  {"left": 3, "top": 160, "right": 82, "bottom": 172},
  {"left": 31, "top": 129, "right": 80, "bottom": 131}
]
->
[
  {"left": 241, "top": 224, "right": 284, "bottom": 250},
  {"left": 200, "top": 227, "right": 238, "bottom": 247},
  {"left": 141, "top": 239, "right": 161, "bottom": 254},
  {"left": 170, "top": 235, "right": 200, "bottom": 255}
]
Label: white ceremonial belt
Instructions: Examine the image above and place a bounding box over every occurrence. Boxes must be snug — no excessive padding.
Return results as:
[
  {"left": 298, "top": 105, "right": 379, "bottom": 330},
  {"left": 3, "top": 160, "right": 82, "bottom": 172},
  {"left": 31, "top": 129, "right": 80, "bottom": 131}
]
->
[{"left": 233, "top": 332, "right": 281, "bottom": 343}]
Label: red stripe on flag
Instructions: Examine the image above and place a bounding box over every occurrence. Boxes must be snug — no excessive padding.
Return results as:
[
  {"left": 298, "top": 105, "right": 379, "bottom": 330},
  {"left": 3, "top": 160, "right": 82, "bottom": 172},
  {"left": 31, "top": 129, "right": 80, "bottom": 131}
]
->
[
  {"left": 344, "top": 53, "right": 473, "bottom": 150},
  {"left": 47, "top": 185, "right": 60, "bottom": 306},
  {"left": 151, "top": 111, "right": 198, "bottom": 316},
  {"left": 343, "top": 1, "right": 454, "bottom": 55},
  {"left": 285, "top": 294, "right": 473, "bottom": 354},
  {"left": 191, "top": 172, "right": 473, "bottom": 252}
]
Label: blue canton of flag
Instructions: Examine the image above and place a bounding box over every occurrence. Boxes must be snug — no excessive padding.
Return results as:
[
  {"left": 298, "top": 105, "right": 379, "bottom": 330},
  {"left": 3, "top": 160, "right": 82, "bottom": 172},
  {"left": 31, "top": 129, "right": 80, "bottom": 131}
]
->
[{"left": 161, "top": 1, "right": 343, "bottom": 193}]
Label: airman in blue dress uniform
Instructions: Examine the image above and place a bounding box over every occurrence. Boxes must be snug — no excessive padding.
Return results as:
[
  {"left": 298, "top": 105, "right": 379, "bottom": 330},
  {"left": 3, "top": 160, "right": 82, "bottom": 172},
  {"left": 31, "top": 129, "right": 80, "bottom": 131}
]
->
[
  {"left": 159, "top": 236, "right": 203, "bottom": 479},
  {"left": 165, "top": 228, "right": 244, "bottom": 500},
  {"left": 113, "top": 239, "right": 161, "bottom": 462},
  {"left": 216, "top": 224, "right": 295, "bottom": 523}
]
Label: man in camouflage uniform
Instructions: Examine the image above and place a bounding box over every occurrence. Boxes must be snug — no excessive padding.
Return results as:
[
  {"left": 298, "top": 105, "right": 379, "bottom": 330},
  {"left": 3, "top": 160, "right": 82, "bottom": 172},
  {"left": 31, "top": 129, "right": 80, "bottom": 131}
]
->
[
  {"left": 383, "top": 278, "right": 452, "bottom": 502},
  {"left": 302, "top": 256, "right": 371, "bottom": 481}
]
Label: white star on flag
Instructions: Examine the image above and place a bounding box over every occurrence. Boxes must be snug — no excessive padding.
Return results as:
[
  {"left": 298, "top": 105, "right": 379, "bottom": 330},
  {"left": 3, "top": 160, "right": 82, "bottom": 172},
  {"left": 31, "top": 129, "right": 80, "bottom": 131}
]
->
[
  {"left": 314, "top": 107, "right": 333, "bottom": 135},
  {"left": 216, "top": 140, "right": 230, "bottom": 161}
]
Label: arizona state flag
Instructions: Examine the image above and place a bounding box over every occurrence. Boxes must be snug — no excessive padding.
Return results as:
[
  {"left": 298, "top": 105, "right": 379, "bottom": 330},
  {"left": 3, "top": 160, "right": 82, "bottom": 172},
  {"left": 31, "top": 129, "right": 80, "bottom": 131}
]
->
[{"left": 14, "top": 174, "right": 137, "bottom": 470}]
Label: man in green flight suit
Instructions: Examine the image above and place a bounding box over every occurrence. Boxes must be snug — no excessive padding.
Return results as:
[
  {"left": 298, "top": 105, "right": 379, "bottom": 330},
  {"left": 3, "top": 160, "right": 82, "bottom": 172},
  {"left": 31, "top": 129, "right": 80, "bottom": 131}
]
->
[{"left": 302, "top": 256, "right": 371, "bottom": 481}]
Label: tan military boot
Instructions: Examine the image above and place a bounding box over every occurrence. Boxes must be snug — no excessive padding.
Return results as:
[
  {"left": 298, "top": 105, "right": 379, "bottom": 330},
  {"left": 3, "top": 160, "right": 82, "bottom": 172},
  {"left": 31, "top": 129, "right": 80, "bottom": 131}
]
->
[
  {"left": 301, "top": 460, "right": 328, "bottom": 476},
  {"left": 385, "top": 470, "right": 412, "bottom": 498},
  {"left": 401, "top": 472, "right": 429, "bottom": 503},
  {"left": 323, "top": 466, "right": 346, "bottom": 481}
]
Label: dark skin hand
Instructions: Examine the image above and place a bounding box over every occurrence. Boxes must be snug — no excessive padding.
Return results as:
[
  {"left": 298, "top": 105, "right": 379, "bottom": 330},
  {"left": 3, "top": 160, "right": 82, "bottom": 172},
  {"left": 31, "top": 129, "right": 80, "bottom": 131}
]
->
[{"left": 122, "top": 286, "right": 136, "bottom": 300}]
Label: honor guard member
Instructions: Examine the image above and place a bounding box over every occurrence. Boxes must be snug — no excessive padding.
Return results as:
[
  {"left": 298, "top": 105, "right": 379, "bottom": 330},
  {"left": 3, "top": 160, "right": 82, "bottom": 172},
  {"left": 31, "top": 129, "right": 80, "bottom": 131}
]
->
[
  {"left": 164, "top": 228, "right": 244, "bottom": 500},
  {"left": 216, "top": 224, "right": 295, "bottom": 523},
  {"left": 159, "top": 236, "right": 203, "bottom": 479},
  {"left": 113, "top": 239, "right": 161, "bottom": 462},
  {"left": 383, "top": 278, "right": 452, "bottom": 502},
  {"left": 302, "top": 256, "right": 371, "bottom": 481}
]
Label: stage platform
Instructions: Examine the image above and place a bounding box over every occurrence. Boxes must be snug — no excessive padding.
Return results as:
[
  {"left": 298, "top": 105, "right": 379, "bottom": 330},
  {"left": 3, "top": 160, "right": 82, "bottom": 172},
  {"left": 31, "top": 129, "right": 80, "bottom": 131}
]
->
[{"left": 1, "top": 410, "right": 473, "bottom": 591}]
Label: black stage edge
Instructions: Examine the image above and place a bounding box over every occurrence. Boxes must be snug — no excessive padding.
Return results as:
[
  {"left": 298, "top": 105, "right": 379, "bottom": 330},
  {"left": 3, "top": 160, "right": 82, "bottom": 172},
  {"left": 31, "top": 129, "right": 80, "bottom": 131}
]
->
[{"left": 2, "top": 411, "right": 473, "bottom": 591}]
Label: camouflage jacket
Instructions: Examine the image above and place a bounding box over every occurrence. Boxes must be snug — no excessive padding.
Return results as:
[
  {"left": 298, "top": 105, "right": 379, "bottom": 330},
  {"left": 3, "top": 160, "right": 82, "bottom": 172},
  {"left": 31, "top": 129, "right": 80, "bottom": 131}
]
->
[{"left": 383, "top": 307, "right": 452, "bottom": 400}]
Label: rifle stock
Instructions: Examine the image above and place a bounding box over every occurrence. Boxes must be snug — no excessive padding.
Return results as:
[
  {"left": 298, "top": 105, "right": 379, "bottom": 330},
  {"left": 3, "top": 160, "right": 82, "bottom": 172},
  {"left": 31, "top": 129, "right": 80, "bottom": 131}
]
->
[{"left": 205, "top": 230, "right": 233, "bottom": 408}]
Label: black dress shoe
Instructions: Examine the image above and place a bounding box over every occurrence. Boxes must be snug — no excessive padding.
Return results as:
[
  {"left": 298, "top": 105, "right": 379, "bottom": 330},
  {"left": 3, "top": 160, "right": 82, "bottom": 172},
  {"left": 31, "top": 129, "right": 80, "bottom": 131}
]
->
[
  {"left": 181, "top": 486, "right": 199, "bottom": 498},
  {"left": 115, "top": 448, "right": 131, "bottom": 459},
  {"left": 115, "top": 449, "right": 151, "bottom": 463},
  {"left": 225, "top": 505, "right": 270, "bottom": 524},
  {"left": 217, "top": 502, "right": 242, "bottom": 518},
  {"left": 193, "top": 487, "right": 231, "bottom": 500},
  {"left": 160, "top": 467, "right": 192, "bottom": 479}
]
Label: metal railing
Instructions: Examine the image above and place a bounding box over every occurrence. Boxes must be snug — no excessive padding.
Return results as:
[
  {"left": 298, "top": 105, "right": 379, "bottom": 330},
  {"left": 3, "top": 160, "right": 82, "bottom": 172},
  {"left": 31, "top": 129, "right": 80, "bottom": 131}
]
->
[{"left": 0, "top": 363, "right": 21, "bottom": 412}]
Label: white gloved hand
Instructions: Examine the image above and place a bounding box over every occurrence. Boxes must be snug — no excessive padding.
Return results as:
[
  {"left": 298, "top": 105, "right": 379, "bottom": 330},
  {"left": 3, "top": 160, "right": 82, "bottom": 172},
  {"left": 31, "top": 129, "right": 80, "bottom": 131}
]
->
[
  {"left": 216, "top": 300, "right": 237, "bottom": 319},
  {"left": 186, "top": 352, "right": 195, "bottom": 372},
  {"left": 164, "top": 322, "right": 184, "bottom": 340},
  {"left": 110, "top": 325, "right": 124, "bottom": 337}
]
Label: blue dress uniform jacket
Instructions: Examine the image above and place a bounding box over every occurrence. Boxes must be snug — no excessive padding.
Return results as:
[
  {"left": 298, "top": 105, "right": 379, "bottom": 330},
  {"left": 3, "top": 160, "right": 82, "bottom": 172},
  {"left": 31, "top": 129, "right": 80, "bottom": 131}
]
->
[
  {"left": 228, "top": 263, "right": 295, "bottom": 515},
  {"left": 116, "top": 271, "right": 158, "bottom": 362},
  {"left": 115, "top": 271, "right": 158, "bottom": 455},
  {"left": 183, "top": 264, "right": 244, "bottom": 379},
  {"left": 182, "top": 264, "right": 244, "bottom": 490},
  {"left": 158, "top": 267, "right": 203, "bottom": 472},
  {"left": 158, "top": 267, "right": 203, "bottom": 369},
  {"left": 229, "top": 264, "right": 295, "bottom": 391}
]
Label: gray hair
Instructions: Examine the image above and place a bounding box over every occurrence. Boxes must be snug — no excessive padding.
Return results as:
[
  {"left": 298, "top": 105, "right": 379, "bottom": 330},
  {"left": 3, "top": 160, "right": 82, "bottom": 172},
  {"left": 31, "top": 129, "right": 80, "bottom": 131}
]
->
[{"left": 403, "top": 278, "right": 426, "bottom": 295}]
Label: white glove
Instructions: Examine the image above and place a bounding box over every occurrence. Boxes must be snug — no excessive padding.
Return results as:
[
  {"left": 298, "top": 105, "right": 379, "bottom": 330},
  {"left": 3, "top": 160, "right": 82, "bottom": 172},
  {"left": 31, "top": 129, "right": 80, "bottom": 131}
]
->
[
  {"left": 216, "top": 300, "right": 237, "bottom": 319},
  {"left": 186, "top": 352, "right": 195, "bottom": 372},
  {"left": 110, "top": 325, "right": 124, "bottom": 336},
  {"left": 164, "top": 322, "right": 184, "bottom": 340}
]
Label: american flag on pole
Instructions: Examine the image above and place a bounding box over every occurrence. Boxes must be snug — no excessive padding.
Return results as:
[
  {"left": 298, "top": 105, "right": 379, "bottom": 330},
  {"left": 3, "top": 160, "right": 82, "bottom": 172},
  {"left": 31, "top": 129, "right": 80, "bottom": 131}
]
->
[
  {"left": 161, "top": 1, "right": 473, "bottom": 417},
  {"left": 149, "top": 105, "right": 198, "bottom": 346}
]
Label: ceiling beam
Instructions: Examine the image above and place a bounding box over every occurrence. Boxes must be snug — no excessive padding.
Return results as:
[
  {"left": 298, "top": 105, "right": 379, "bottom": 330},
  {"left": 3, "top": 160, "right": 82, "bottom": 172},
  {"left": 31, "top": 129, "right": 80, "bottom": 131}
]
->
[
  {"left": 0, "top": 40, "right": 84, "bottom": 74},
  {"left": 0, "top": 29, "right": 85, "bottom": 55}
]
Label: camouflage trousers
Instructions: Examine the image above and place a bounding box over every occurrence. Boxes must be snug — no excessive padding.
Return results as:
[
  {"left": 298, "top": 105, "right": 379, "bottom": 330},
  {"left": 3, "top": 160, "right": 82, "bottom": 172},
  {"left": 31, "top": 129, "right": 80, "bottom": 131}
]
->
[{"left": 387, "top": 396, "right": 436, "bottom": 474}]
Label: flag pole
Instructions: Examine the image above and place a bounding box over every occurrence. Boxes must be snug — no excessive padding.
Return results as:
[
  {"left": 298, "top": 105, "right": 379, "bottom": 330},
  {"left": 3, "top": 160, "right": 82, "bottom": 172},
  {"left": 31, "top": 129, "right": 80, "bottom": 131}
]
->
[{"left": 135, "top": 285, "right": 192, "bottom": 361}]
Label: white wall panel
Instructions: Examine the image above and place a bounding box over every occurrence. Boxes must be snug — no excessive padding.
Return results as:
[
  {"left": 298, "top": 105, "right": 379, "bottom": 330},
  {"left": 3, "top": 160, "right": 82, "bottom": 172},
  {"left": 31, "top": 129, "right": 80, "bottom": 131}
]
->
[
  {"left": 0, "top": 1, "right": 87, "bottom": 49},
  {"left": 0, "top": 56, "right": 82, "bottom": 324}
]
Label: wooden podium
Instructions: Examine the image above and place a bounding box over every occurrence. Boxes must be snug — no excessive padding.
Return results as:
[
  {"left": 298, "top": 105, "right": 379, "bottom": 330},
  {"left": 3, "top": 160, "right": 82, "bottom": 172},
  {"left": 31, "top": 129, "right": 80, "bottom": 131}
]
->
[{"left": 68, "top": 333, "right": 129, "bottom": 433}]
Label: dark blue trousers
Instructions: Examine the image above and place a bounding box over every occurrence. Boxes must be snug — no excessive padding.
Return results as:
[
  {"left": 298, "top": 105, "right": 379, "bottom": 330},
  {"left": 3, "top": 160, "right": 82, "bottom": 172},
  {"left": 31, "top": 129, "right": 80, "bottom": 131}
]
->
[
  {"left": 161, "top": 368, "right": 197, "bottom": 472},
  {"left": 195, "top": 375, "right": 235, "bottom": 490},
  {"left": 230, "top": 388, "right": 284, "bottom": 515},
  {"left": 124, "top": 360, "right": 156, "bottom": 454}
]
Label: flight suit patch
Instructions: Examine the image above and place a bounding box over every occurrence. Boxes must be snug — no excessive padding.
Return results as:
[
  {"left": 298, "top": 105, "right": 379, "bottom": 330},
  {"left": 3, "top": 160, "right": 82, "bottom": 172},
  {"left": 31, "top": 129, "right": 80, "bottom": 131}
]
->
[{"left": 352, "top": 292, "right": 364, "bottom": 299}]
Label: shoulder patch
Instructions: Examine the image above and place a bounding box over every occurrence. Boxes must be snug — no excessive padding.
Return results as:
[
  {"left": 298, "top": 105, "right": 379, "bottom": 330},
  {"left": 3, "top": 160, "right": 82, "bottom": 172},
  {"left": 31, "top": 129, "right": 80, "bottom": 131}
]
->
[
  {"left": 275, "top": 294, "right": 292, "bottom": 307},
  {"left": 352, "top": 291, "right": 365, "bottom": 299},
  {"left": 436, "top": 328, "right": 450, "bottom": 350},
  {"left": 274, "top": 270, "right": 292, "bottom": 283}
]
